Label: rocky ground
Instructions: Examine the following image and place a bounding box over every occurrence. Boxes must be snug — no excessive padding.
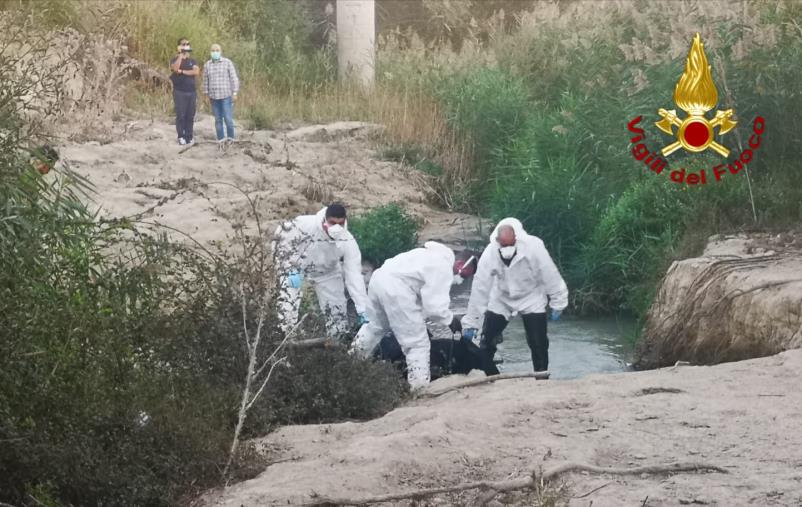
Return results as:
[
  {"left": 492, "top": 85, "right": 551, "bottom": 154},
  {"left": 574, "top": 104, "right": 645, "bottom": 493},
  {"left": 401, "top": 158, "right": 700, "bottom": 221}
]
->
[
  {"left": 57, "top": 115, "right": 486, "bottom": 250},
  {"left": 636, "top": 233, "right": 802, "bottom": 369},
  {"left": 201, "top": 350, "right": 802, "bottom": 506}
]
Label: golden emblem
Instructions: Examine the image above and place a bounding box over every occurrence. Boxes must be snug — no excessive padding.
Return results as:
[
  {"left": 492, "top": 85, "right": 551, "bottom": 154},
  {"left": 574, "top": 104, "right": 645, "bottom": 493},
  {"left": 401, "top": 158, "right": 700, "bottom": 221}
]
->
[{"left": 656, "top": 33, "right": 736, "bottom": 157}]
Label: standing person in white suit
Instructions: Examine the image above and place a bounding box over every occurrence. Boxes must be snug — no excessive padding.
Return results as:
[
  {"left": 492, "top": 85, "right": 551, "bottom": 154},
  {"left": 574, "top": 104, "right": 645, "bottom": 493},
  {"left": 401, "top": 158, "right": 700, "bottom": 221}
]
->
[
  {"left": 461, "top": 218, "right": 568, "bottom": 377},
  {"left": 350, "top": 241, "right": 469, "bottom": 390},
  {"left": 272, "top": 203, "right": 368, "bottom": 339}
]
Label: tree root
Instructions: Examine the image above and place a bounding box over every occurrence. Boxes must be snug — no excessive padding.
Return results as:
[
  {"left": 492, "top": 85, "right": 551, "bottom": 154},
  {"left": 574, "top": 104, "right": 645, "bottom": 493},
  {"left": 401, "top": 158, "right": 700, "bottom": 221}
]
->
[
  {"left": 421, "top": 372, "right": 549, "bottom": 398},
  {"left": 304, "top": 461, "right": 727, "bottom": 506}
]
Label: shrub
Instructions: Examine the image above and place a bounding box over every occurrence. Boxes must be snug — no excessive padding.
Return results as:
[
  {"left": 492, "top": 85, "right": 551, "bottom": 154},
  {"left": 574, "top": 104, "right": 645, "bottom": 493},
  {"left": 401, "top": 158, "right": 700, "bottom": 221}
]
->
[
  {"left": 0, "top": 25, "right": 402, "bottom": 504},
  {"left": 0, "top": 180, "right": 237, "bottom": 504},
  {"left": 349, "top": 203, "right": 420, "bottom": 267},
  {"left": 0, "top": 174, "right": 407, "bottom": 504},
  {"left": 246, "top": 348, "right": 407, "bottom": 434}
]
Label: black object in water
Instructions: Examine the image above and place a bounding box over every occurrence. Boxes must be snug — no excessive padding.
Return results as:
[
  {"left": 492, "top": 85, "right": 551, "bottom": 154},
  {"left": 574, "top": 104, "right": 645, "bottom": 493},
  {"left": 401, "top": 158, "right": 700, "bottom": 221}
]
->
[{"left": 373, "top": 332, "right": 488, "bottom": 380}]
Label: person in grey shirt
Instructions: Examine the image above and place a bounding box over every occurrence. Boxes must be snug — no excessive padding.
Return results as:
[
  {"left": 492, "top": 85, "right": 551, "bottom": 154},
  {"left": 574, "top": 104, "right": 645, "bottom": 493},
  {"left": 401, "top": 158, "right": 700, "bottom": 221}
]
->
[{"left": 202, "top": 43, "right": 240, "bottom": 142}]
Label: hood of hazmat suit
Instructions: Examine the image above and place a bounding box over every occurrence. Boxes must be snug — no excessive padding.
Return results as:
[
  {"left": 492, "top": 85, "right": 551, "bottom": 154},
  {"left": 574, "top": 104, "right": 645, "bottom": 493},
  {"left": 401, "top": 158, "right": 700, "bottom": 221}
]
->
[{"left": 461, "top": 218, "right": 568, "bottom": 330}]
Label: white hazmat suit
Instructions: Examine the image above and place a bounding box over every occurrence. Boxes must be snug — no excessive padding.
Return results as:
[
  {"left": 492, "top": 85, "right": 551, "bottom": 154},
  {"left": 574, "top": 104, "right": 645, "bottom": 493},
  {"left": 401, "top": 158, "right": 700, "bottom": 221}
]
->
[
  {"left": 273, "top": 207, "right": 368, "bottom": 337},
  {"left": 462, "top": 218, "right": 568, "bottom": 331},
  {"left": 351, "top": 241, "right": 456, "bottom": 389}
]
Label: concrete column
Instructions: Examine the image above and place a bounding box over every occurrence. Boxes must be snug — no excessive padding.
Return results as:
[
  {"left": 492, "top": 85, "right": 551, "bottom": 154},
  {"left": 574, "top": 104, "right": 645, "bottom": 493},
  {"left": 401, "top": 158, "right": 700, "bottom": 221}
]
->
[{"left": 336, "top": 0, "right": 375, "bottom": 87}]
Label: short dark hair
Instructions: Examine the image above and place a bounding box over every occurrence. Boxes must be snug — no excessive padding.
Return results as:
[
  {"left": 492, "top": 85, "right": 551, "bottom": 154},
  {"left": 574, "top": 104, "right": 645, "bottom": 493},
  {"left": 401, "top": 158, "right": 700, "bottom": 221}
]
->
[
  {"left": 325, "top": 203, "right": 347, "bottom": 219},
  {"left": 34, "top": 145, "right": 59, "bottom": 165}
]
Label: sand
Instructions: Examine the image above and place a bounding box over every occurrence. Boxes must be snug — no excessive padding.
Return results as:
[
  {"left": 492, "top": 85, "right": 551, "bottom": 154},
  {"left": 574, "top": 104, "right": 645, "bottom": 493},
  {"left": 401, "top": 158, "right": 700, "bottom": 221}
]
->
[
  {"left": 201, "top": 350, "right": 802, "bottom": 506},
  {"left": 58, "top": 115, "right": 485, "bottom": 250}
]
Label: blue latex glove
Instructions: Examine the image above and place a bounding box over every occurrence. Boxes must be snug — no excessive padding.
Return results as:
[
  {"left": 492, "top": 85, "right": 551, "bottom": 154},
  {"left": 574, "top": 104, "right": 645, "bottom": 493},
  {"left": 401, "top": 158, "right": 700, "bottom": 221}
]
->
[
  {"left": 462, "top": 328, "right": 481, "bottom": 347},
  {"left": 287, "top": 270, "right": 303, "bottom": 289},
  {"left": 550, "top": 309, "right": 562, "bottom": 321},
  {"left": 356, "top": 312, "right": 369, "bottom": 327}
]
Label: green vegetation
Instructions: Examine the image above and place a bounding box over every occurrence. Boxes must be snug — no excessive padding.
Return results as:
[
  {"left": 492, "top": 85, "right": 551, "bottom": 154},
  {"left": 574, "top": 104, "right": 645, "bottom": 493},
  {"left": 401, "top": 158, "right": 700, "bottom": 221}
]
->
[
  {"left": 3, "top": 0, "right": 798, "bottom": 318},
  {"left": 0, "top": 164, "right": 405, "bottom": 506},
  {"left": 2, "top": 0, "right": 802, "bottom": 500},
  {"left": 0, "top": 24, "right": 405, "bottom": 505},
  {"left": 372, "top": 1, "right": 802, "bottom": 316},
  {"left": 349, "top": 203, "right": 420, "bottom": 267}
]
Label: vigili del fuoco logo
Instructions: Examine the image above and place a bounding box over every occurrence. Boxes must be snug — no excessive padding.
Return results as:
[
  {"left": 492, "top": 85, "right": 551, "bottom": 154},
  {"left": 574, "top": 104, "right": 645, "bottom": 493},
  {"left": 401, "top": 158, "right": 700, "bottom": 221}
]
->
[{"left": 627, "top": 33, "right": 766, "bottom": 185}]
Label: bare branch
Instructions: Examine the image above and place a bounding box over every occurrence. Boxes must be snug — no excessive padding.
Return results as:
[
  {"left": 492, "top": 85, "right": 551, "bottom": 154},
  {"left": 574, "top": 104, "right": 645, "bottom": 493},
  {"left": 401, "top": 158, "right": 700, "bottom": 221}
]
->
[
  {"left": 304, "top": 461, "right": 728, "bottom": 506},
  {"left": 255, "top": 313, "right": 308, "bottom": 378},
  {"left": 240, "top": 282, "right": 251, "bottom": 349},
  {"left": 287, "top": 337, "right": 337, "bottom": 349},
  {"left": 422, "top": 372, "right": 550, "bottom": 398},
  {"left": 247, "top": 356, "right": 287, "bottom": 410}
]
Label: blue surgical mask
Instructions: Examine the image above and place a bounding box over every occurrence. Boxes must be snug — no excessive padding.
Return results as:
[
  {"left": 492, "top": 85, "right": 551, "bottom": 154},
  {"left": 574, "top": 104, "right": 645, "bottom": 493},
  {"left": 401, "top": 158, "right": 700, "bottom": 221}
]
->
[{"left": 210, "top": 51, "right": 221, "bottom": 61}]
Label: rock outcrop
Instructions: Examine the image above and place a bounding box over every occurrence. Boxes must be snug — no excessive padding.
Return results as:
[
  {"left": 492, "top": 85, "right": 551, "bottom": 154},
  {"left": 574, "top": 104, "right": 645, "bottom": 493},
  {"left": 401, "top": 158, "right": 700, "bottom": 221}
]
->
[{"left": 635, "top": 233, "right": 802, "bottom": 369}]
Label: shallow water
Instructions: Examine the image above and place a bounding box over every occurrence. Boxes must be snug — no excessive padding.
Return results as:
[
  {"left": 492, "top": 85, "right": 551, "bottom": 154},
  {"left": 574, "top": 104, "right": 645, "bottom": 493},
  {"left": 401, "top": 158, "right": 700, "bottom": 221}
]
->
[{"left": 450, "top": 283, "right": 635, "bottom": 379}]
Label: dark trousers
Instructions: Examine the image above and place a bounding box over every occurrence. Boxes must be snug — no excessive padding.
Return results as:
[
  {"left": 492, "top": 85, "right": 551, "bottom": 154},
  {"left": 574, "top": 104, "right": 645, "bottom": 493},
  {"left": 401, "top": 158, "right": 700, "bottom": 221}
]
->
[
  {"left": 173, "top": 90, "right": 196, "bottom": 142},
  {"left": 481, "top": 310, "right": 549, "bottom": 373}
]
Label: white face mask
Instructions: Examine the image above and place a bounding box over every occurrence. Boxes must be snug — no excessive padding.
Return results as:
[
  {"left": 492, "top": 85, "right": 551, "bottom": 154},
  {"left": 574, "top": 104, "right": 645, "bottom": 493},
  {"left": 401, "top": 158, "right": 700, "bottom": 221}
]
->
[
  {"left": 325, "top": 223, "right": 347, "bottom": 241},
  {"left": 452, "top": 274, "right": 465, "bottom": 286},
  {"left": 499, "top": 245, "right": 517, "bottom": 260}
]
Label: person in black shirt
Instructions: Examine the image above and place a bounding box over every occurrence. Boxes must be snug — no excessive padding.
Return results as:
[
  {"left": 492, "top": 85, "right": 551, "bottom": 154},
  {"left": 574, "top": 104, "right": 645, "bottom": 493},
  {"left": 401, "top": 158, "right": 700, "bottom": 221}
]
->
[{"left": 169, "top": 38, "right": 200, "bottom": 145}]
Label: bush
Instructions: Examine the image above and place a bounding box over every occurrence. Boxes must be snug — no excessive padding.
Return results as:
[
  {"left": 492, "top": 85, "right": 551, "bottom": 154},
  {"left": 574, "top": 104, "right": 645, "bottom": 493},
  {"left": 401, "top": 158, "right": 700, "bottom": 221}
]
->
[
  {"left": 246, "top": 348, "right": 406, "bottom": 434},
  {"left": 0, "top": 174, "right": 406, "bottom": 505},
  {"left": 349, "top": 203, "right": 420, "bottom": 267},
  {"left": 0, "top": 179, "right": 236, "bottom": 504},
  {"left": 0, "top": 26, "right": 402, "bottom": 503}
]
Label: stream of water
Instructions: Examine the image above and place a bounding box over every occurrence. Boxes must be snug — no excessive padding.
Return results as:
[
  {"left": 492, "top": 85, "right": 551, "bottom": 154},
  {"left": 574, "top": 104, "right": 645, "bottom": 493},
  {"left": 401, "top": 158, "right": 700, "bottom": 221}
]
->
[{"left": 450, "top": 282, "right": 636, "bottom": 379}]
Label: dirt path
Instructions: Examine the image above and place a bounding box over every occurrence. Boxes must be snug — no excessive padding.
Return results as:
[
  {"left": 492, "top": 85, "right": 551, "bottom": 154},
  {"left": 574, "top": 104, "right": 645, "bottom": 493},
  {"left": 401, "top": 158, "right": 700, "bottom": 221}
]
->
[
  {"left": 58, "top": 115, "right": 485, "bottom": 249},
  {"left": 201, "top": 350, "right": 802, "bottom": 506}
]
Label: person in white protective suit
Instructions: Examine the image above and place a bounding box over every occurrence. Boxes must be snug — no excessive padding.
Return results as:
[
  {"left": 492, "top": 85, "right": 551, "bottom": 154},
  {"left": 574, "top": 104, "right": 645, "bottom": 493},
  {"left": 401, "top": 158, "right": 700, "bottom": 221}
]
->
[
  {"left": 461, "top": 218, "right": 568, "bottom": 377},
  {"left": 272, "top": 203, "right": 368, "bottom": 338},
  {"left": 350, "top": 241, "right": 467, "bottom": 390}
]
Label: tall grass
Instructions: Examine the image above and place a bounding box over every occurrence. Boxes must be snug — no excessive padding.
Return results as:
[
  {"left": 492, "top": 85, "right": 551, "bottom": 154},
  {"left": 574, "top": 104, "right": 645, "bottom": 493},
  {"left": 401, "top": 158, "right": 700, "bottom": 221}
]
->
[{"left": 404, "top": 0, "right": 802, "bottom": 315}]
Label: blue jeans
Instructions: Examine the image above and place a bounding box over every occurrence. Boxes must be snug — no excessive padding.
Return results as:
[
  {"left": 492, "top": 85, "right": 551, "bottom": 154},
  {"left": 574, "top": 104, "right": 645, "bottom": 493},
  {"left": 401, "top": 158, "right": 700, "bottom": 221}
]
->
[{"left": 210, "top": 96, "right": 235, "bottom": 140}]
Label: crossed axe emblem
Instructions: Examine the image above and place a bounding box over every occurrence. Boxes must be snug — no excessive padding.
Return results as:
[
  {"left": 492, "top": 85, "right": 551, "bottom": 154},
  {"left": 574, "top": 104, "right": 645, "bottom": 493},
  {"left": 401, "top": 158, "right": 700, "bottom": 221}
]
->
[{"left": 655, "top": 108, "right": 737, "bottom": 157}]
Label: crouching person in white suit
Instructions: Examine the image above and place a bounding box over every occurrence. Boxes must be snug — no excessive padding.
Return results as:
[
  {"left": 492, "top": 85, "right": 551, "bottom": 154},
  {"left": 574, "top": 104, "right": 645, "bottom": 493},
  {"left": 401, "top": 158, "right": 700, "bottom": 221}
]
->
[
  {"left": 273, "top": 203, "right": 368, "bottom": 339},
  {"left": 350, "top": 241, "right": 466, "bottom": 390}
]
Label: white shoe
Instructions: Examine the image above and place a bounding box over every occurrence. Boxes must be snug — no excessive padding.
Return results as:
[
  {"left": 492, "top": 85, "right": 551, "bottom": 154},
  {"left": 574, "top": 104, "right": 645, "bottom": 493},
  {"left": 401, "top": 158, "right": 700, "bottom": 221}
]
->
[
  {"left": 187, "top": 139, "right": 195, "bottom": 146},
  {"left": 178, "top": 137, "right": 186, "bottom": 145}
]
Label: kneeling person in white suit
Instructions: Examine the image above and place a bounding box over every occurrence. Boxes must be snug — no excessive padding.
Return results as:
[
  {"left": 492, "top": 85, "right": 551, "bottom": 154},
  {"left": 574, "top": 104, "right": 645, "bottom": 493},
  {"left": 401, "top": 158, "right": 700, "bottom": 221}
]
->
[{"left": 350, "top": 241, "right": 468, "bottom": 390}]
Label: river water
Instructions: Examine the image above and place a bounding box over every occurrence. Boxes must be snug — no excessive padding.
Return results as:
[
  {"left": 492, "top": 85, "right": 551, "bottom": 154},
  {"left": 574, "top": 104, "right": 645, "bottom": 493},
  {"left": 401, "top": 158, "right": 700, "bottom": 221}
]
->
[{"left": 450, "top": 282, "right": 635, "bottom": 379}]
